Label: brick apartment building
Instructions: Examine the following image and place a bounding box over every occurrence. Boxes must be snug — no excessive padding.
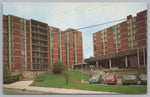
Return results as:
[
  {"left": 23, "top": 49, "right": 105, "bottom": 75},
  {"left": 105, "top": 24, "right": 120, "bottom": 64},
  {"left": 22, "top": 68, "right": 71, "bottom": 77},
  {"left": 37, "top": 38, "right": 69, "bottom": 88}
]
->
[
  {"left": 85, "top": 10, "right": 147, "bottom": 69},
  {"left": 3, "top": 15, "right": 83, "bottom": 72}
]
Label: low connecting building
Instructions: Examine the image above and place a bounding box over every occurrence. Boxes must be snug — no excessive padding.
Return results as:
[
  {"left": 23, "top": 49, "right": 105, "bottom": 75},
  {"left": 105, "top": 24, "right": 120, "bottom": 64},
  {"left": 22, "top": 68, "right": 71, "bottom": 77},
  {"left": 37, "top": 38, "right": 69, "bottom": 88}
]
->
[
  {"left": 84, "top": 10, "right": 147, "bottom": 70},
  {"left": 3, "top": 15, "right": 83, "bottom": 72}
]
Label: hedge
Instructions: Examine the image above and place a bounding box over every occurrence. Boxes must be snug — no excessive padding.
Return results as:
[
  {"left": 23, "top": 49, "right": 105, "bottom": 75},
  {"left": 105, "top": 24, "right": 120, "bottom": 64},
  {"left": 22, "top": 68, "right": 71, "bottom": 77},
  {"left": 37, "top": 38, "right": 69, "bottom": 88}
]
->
[{"left": 3, "top": 75, "right": 20, "bottom": 84}]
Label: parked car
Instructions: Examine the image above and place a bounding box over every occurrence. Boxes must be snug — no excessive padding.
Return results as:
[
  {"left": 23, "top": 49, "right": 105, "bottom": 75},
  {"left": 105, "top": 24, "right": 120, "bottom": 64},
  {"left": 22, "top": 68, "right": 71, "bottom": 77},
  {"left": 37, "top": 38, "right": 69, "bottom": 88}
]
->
[
  {"left": 89, "top": 74, "right": 103, "bottom": 84},
  {"left": 104, "top": 75, "right": 117, "bottom": 85},
  {"left": 139, "top": 74, "right": 147, "bottom": 85},
  {"left": 122, "top": 75, "right": 138, "bottom": 85}
]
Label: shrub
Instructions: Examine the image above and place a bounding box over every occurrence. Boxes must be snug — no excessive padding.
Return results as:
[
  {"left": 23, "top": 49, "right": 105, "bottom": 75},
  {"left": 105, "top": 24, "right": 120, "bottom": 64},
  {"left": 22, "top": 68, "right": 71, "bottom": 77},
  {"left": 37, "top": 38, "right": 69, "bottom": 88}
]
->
[
  {"left": 3, "top": 65, "right": 11, "bottom": 79},
  {"left": 52, "top": 61, "right": 65, "bottom": 74},
  {"left": 3, "top": 75, "right": 20, "bottom": 84},
  {"left": 3, "top": 66, "right": 21, "bottom": 84}
]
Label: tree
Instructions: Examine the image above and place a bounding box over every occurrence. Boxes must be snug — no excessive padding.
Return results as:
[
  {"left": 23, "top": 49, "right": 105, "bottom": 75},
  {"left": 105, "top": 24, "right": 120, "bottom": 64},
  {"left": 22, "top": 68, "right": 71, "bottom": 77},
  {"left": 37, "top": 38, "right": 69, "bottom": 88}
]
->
[
  {"left": 52, "top": 61, "right": 65, "bottom": 74},
  {"left": 62, "top": 70, "right": 69, "bottom": 85},
  {"left": 52, "top": 61, "right": 69, "bottom": 85}
]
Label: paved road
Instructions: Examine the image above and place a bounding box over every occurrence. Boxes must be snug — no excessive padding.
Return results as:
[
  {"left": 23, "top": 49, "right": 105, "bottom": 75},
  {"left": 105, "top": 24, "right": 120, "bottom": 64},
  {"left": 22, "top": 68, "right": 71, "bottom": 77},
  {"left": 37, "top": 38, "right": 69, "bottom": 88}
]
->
[{"left": 3, "top": 81, "right": 118, "bottom": 94}]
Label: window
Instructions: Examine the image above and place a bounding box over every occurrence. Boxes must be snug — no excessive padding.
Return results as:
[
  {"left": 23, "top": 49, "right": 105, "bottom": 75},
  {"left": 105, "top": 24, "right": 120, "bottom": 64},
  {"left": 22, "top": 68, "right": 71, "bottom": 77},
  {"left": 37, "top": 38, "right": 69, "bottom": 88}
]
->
[
  {"left": 57, "top": 29, "right": 59, "bottom": 33},
  {"left": 105, "top": 51, "right": 108, "bottom": 54},
  {"left": 133, "top": 28, "right": 136, "bottom": 31},
  {"left": 118, "top": 38, "right": 121, "bottom": 40},
  {"left": 21, "top": 26, "right": 24, "bottom": 32},
  {"left": 73, "top": 41, "right": 75, "bottom": 48},
  {"left": 117, "top": 28, "right": 120, "bottom": 30},
  {"left": 73, "top": 34, "right": 75, "bottom": 40},
  {"left": 128, "top": 34, "right": 131, "bottom": 37},
  {"left": 65, "top": 35, "right": 67, "bottom": 38},
  {"left": 102, "top": 43, "right": 103, "bottom": 48},
  {"left": 94, "top": 45, "right": 96, "bottom": 51},
  {"left": 57, "top": 36, "right": 60, "bottom": 40},
  {"left": 113, "top": 34, "right": 116, "bottom": 36},
  {"left": 132, "top": 22, "right": 136, "bottom": 25},
  {"left": 51, "top": 33, "right": 53, "bottom": 38},
  {"left": 133, "top": 36, "right": 136, "bottom": 40},
  {"left": 113, "top": 27, "right": 115, "bottom": 31},
  {"left": 117, "top": 33, "right": 120, "bottom": 35},
  {"left": 11, "top": 57, "right": 14, "bottom": 62},
  {"left": 11, "top": 51, "right": 14, "bottom": 56}
]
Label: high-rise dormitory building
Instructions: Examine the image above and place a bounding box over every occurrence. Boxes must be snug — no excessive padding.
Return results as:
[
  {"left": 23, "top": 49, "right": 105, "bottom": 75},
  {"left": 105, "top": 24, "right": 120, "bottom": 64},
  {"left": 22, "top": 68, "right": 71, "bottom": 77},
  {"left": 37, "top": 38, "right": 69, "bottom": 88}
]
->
[
  {"left": 85, "top": 10, "right": 147, "bottom": 69},
  {"left": 3, "top": 15, "right": 83, "bottom": 72}
]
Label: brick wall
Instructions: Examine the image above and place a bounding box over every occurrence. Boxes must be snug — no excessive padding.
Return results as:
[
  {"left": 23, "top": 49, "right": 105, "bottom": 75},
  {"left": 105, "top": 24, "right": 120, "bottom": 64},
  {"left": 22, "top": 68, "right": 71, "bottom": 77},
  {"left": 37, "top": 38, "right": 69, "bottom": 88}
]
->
[{"left": 93, "top": 10, "right": 147, "bottom": 57}]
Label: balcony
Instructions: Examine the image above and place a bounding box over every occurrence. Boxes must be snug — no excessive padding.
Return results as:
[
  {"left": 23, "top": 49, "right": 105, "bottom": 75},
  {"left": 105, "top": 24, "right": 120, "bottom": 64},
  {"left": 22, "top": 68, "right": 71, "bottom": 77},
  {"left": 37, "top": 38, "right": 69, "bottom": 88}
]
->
[
  {"left": 32, "top": 37, "right": 48, "bottom": 42},
  {"left": 32, "top": 56, "right": 48, "bottom": 59},
  {"left": 32, "top": 30, "right": 48, "bottom": 36},
  {"left": 32, "top": 50, "right": 48, "bottom": 53},
  {"left": 32, "top": 43, "right": 48, "bottom": 48}
]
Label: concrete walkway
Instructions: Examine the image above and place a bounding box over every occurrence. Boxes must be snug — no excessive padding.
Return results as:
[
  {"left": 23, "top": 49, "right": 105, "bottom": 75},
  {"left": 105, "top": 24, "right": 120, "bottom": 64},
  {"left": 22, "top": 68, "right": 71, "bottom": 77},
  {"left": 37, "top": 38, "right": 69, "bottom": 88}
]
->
[{"left": 3, "top": 81, "right": 118, "bottom": 94}]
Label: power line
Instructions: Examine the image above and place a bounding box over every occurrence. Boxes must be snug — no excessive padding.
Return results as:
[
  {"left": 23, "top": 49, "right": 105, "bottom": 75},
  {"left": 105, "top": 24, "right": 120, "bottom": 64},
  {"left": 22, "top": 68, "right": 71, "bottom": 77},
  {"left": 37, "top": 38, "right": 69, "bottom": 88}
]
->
[
  {"left": 44, "top": 4, "right": 110, "bottom": 24},
  {"left": 37, "top": 3, "right": 93, "bottom": 20},
  {"left": 4, "top": 3, "right": 109, "bottom": 24},
  {"left": 75, "top": 18, "right": 126, "bottom": 31},
  {"left": 72, "top": 13, "right": 147, "bottom": 31}
]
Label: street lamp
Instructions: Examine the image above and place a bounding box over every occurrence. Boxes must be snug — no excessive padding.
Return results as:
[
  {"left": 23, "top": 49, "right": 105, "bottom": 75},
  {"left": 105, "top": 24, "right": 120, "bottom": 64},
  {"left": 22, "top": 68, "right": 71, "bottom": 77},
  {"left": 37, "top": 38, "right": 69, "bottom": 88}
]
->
[{"left": 81, "top": 63, "right": 84, "bottom": 84}]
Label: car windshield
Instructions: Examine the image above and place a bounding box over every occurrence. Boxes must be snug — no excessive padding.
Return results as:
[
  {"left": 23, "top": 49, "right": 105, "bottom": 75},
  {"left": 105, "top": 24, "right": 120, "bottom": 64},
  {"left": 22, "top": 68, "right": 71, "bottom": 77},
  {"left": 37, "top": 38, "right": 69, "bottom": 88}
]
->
[
  {"left": 91, "top": 75, "right": 99, "bottom": 79},
  {"left": 142, "top": 75, "right": 147, "bottom": 78},
  {"left": 124, "top": 75, "right": 136, "bottom": 79},
  {"left": 106, "top": 75, "right": 114, "bottom": 78},
  {"left": 140, "top": 74, "right": 146, "bottom": 78}
]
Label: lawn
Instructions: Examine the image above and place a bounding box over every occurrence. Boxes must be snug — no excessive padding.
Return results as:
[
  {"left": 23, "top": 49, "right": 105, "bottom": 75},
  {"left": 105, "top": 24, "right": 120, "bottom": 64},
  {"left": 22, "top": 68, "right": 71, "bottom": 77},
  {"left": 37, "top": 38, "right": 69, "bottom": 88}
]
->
[{"left": 30, "top": 70, "right": 147, "bottom": 94}]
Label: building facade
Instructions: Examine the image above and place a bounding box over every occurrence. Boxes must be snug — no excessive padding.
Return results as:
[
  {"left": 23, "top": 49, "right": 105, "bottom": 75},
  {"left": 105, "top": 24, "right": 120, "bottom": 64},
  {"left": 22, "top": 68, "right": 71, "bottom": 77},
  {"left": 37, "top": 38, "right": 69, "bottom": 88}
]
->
[
  {"left": 85, "top": 10, "right": 147, "bottom": 69},
  {"left": 3, "top": 15, "right": 83, "bottom": 72},
  {"left": 64, "top": 28, "right": 83, "bottom": 68}
]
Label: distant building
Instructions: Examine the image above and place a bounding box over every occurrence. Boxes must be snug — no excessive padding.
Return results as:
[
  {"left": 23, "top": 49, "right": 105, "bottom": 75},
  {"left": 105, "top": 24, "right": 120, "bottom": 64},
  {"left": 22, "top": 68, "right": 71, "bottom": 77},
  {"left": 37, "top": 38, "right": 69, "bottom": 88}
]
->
[
  {"left": 3, "top": 15, "right": 83, "bottom": 72},
  {"left": 49, "top": 28, "right": 83, "bottom": 69},
  {"left": 85, "top": 10, "right": 147, "bottom": 69}
]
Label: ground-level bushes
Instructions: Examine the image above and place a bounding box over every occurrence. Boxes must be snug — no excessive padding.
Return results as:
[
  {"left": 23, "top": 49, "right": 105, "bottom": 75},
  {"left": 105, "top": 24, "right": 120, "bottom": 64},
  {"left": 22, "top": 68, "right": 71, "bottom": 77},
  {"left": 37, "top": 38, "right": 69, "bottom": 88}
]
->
[{"left": 3, "top": 75, "right": 20, "bottom": 84}]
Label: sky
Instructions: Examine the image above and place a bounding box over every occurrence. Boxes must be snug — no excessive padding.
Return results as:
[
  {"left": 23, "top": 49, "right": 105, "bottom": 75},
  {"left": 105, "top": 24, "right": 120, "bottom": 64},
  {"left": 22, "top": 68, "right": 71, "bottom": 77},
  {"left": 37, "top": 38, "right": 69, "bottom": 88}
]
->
[{"left": 3, "top": 1, "right": 147, "bottom": 59}]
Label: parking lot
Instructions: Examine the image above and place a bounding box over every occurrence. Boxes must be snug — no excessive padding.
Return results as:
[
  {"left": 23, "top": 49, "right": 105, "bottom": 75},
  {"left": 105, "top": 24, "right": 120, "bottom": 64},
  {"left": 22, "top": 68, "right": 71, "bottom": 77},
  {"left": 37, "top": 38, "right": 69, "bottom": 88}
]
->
[{"left": 88, "top": 78, "right": 147, "bottom": 86}]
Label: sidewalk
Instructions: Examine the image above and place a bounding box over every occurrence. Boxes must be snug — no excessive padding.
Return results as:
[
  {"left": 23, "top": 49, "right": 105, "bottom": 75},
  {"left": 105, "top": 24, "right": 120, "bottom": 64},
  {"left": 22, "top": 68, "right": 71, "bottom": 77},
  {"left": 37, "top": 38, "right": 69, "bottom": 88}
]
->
[{"left": 3, "top": 81, "right": 118, "bottom": 94}]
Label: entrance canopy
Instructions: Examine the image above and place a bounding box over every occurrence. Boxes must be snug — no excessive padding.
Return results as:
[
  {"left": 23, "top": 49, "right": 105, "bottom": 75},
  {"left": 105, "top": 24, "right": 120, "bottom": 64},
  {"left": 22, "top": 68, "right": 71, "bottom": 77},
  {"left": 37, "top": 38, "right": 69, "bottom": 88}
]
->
[{"left": 85, "top": 49, "right": 137, "bottom": 63}]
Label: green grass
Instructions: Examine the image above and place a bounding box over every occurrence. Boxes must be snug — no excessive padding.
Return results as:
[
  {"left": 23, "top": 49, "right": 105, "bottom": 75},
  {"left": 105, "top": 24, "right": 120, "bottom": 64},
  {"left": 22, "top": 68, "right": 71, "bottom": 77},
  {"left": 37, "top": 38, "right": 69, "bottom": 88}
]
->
[{"left": 30, "top": 70, "right": 147, "bottom": 94}]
